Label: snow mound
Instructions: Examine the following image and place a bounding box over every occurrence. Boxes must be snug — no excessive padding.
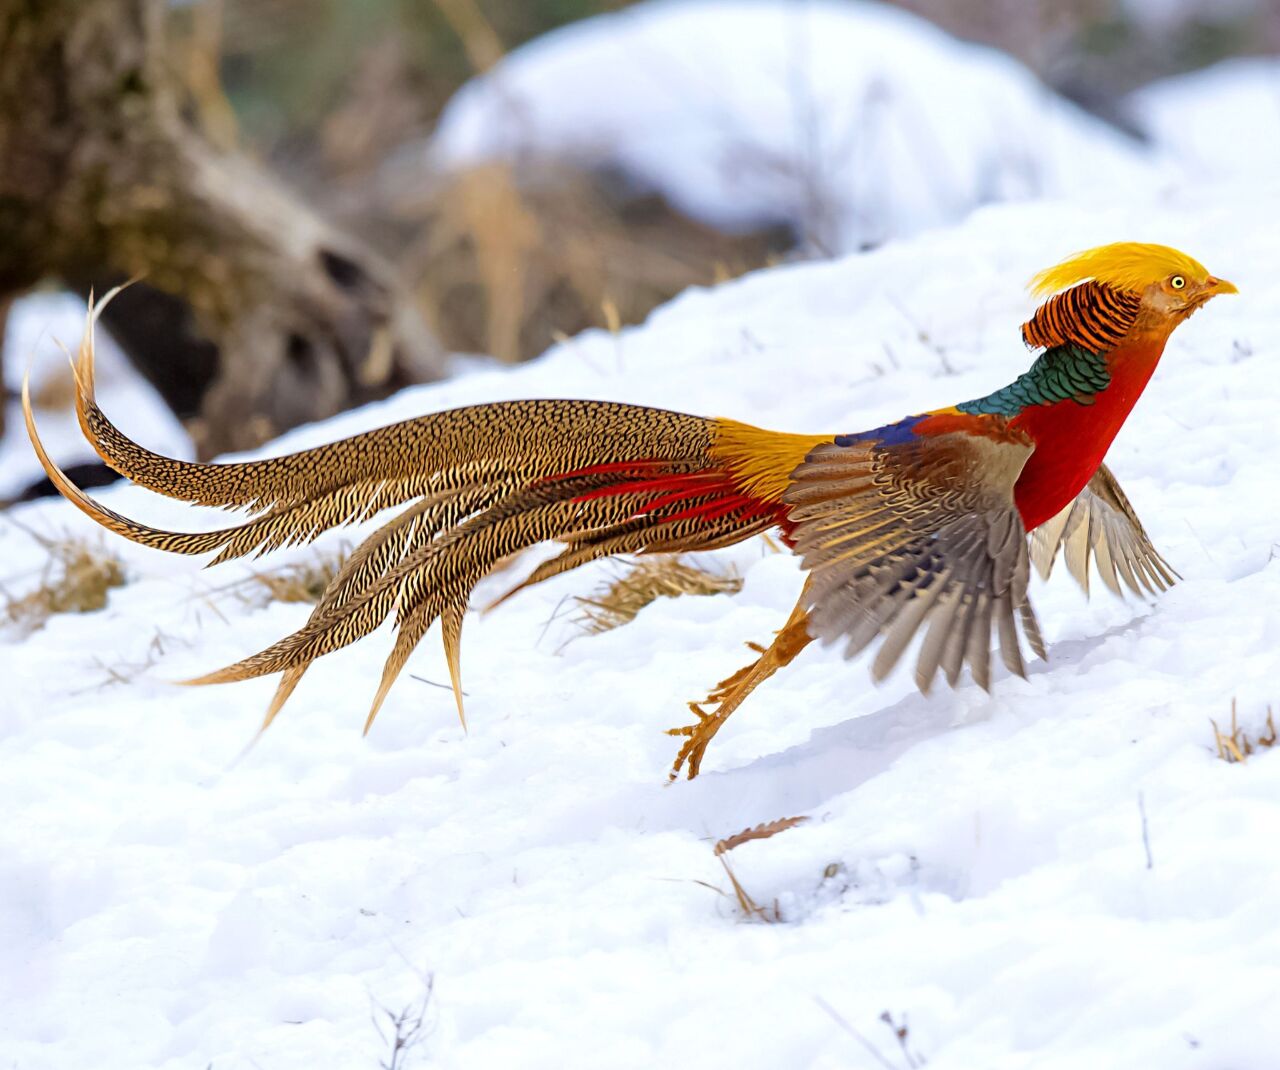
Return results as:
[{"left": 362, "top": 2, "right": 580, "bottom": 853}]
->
[
  {"left": 3, "top": 187, "right": 1279, "bottom": 1067},
  {"left": 1128, "top": 57, "right": 1280, "bottom": 181},
  {"left": 431, "top": 0, "right": 1163, "bottom": 253}
]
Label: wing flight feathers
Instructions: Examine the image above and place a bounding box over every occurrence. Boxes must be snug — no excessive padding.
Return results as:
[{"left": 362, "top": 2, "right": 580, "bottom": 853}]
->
[
  {"left": 787, "top": 433, "right": 1041, "bottom": 693},
  {"left": 1030, "top": 463, "right": 1178, "bottom": 597}
]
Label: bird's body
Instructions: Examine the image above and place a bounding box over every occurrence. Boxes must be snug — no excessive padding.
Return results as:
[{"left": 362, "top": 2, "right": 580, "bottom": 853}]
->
[{"left": 25, "top": 242, "right": 1236, "bottom": 777}]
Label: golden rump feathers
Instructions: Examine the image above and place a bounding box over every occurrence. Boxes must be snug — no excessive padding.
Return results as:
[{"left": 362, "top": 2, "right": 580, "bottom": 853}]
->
[{"left": 1028, "top": 242, "right": 1214, "bottom": 298}]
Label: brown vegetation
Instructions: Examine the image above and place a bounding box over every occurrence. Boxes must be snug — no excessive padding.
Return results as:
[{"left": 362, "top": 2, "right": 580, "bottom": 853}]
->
[
  {"left": 711, "top": 815, "right": 809, "bottom": 922},
  {"left": 1, "top": 529, "right": 125, "bottom": 636},
  {"left": 213, "top": 546, "right": 349, "bottom": 608},
  {"left": 1211, "top": 699, "right": 1277, "bottom": 763},
  {"left": 570, "top": 555, "right": 743, "bottom": 638}
]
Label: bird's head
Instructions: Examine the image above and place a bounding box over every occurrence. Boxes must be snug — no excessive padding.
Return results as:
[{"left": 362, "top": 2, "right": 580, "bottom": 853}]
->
[{"left": 1028, "top": 241, "right": 1237, "bottom": 342}]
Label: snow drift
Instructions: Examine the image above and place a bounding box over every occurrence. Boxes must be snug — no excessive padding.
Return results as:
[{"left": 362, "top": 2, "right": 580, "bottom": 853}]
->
[
  {"left": 3, "top": 181, "right": 1278, "bottom": 1068},
  {"left": 1128, "top": 56, "right": 1280, "bottom": 183},
  {"left": 431, "top": 0, "right": 1165, "bottom": 253}
]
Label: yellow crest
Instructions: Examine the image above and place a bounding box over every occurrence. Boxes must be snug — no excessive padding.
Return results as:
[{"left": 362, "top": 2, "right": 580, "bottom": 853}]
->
[{"left": 1029, "top": 242, "right": 1209, "bottom": 297}]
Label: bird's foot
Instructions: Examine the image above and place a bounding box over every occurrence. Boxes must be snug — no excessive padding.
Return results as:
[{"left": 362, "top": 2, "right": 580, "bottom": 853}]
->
[
  {"left": 667, "top": 696, "right": 732, "bottom": 782},
  {"left": 667, "top": 604, "right": 813, "bottom": 781}
]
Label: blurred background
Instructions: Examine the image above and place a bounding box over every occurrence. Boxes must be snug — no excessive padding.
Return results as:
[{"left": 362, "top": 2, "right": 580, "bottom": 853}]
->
[{"left": 2, "top": 0, "right": 1278, "bottom": 503}]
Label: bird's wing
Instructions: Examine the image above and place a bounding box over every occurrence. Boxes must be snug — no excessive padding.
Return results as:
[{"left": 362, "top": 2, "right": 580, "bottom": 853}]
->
[
  {"left": 784, "top": 428, "right": 1043, "bottom": 694},
  {"left": 1029, "top": 463, "right": 1178, "bottom": 597}
]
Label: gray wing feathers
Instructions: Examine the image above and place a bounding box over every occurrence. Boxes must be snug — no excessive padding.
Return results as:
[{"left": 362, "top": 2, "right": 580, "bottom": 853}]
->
[
  {"left": 1031, "top": 463, "right": 1178, "bottom": 597},
  {"left": 786, "top": 434, "right": 1041, "bottom": 695}
]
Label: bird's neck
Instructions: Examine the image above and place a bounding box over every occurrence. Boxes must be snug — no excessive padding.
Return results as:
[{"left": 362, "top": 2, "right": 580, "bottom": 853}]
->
[{"left": 1009, "top": 334, "right": 1169, "bottom": 530}]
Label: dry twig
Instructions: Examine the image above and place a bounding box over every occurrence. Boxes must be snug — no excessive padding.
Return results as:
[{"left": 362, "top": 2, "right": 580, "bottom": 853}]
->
[
  {"left": 372, "top": 973, "right": 435, "bottom": 1070},
  {"left": 814, "top": 998, "right": 928, "bottom": 1068},
  {"left": 880, "top": 1010, "right": 927, "bottom": 1068}
]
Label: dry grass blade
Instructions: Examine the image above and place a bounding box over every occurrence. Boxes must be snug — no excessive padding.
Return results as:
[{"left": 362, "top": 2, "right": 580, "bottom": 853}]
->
[
  {"left": 1211, "top": 698, "right": 1277, "bottom": 764},
  {"left": 432, "top": 0, "right": 506, "bottom": 74},
  {"left": 1, "top": 526, "right": 125, "bottom": 637},
  {"left": 572, "top": 556, "right": 742, "bottom": 638},
  {"left": 715, "top": 815, "right": 810, "bottom": 856},
  {"left": 70, "top": 627, "right": 187, "bottom": 695},
  {"left": 718, "top": 854, "right": 765, "bottom": 920},
  {"left": 211, "top": 545, "right": 349, "bottom": 608},
  {"left": 601, "top": 295, "right": 622, "bottom": 336},
  {"left": 247, "top": 549, "right": 347, "bottom": 605},
  {"left": 760, "top": 532, "right": 786, "bottom": 555},
  {"left": 710, "top": 815, "right": 809, "bottom": 922},
  {"left": 400, "top": 160, "right": 784, "bottom": 366}
]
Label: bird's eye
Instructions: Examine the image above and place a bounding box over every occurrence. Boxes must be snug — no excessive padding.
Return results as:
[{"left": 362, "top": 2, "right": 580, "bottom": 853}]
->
[{"left": 1170, "top": 275, "right": 1186, "bottom": 290}]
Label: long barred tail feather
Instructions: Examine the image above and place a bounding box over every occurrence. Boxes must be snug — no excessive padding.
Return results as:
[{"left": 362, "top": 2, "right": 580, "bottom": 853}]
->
[
  {"left": 24, "top": 298, "right": 784, "bottom": 733},
  {"left": 70, "top": 296, "right": 715, "bottom": 518},
  {"left": 180, "top": 471, "right": 760, "bottom": 731},
  {"left": 255, "top": 494, "right": 450, "bottom": 733}
]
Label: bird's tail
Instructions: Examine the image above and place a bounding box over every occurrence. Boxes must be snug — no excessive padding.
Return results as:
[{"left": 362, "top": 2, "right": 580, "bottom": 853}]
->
[{"left": 24, "top": 294, "right": 785, "bottom": 732}]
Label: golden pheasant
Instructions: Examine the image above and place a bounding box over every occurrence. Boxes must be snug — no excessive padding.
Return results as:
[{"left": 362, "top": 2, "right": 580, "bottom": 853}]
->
[{"left": 24, "top": 242, "right": 1235, "bottom": 778}]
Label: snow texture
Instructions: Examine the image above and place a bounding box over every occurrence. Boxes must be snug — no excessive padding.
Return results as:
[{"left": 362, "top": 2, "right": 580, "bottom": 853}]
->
[
  {"left": 430, "top": 0, "right": 1165, "bottom": 253},
  {"left": 3, "top": 184, "right": 1278, "bottom": 1068},
  {"left": 1128, "top": 57, "right": 1280, "bottom": 182}
]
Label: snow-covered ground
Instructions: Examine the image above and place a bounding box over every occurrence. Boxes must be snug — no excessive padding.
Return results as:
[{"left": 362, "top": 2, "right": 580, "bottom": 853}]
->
[
  {"left": 1128, "top": 57, "right": 1280, "bottom": 182},
  {"left": 431, "top": 0, "right": 1165, "bottom": 253},
  {"left": 4, "top": 184, "right": 1279, "bottom": 1068},
  {"left": 1, "top": 292, "right": 191, "bottom": 500}
]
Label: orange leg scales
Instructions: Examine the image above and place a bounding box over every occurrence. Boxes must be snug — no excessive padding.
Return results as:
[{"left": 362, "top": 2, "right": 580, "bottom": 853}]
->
[{"left": 668, "top": 593, "right": 814, "bottom": 780}]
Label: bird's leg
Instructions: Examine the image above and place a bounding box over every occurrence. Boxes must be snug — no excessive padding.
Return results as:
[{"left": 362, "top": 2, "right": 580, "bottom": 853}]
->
[{"left": 668, "top": 592, "right": 814, "bottom": 780}]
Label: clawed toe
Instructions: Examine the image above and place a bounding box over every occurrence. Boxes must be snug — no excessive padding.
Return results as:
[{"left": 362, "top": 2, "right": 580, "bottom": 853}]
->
[{"left": 664, "top": 598, "right": 814, "bottom": 781}]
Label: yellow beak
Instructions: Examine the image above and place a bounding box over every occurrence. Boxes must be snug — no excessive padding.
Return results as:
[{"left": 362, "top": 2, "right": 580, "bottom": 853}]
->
[{"left": 1205, "top": 276, "right": 1239, "bottom": 296}]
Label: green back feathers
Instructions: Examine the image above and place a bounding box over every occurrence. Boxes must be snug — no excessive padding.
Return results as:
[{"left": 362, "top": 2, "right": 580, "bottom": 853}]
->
[{"left": 957, "top": 345, "right": 1111, "bottom": 417}]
